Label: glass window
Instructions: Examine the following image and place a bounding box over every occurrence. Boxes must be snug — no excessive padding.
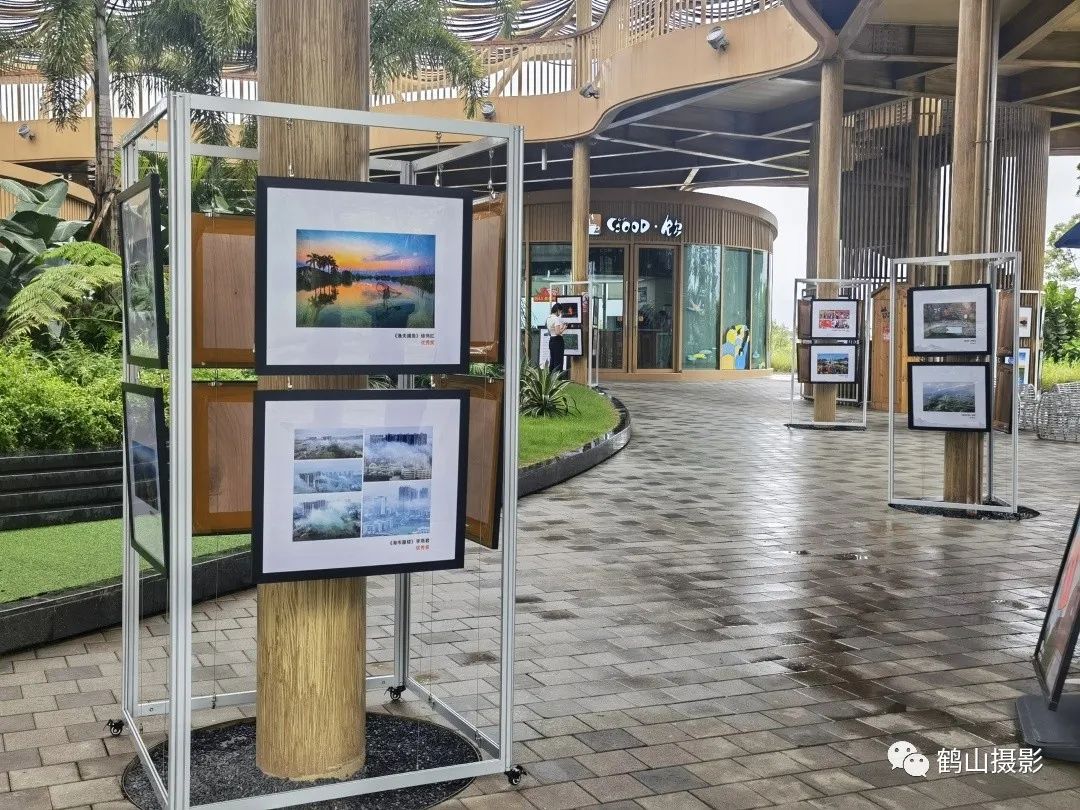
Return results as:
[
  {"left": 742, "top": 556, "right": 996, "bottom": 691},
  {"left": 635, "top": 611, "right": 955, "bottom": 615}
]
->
[
  {"left": 682, "top": 245, "right": 722, "bottom": 370},
  {"left": 750, "top": 251, "right": 769, "bottom": 370},
  {"left": 636, "top": 247, "right": 675, "bottom": 370},
  {"left": 589, "top": 247, "right": 625, "bottom": 369},
  {"left": 720, "top": 248, "right": 751, "bottom": 370},
  {"left": 528, "top": 243, "right": 571, "bottom": 364}
]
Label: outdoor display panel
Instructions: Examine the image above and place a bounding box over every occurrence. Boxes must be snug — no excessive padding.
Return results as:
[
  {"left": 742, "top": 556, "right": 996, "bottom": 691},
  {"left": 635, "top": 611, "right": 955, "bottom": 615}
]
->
[
  {"left": 810, "top": 298, "right": 859, "bottom": 340},
  {"left": 256, "top": 176, "right": 472, "bottom": 375},
  {"left": 907, "top": 284, "right": 993, "bottom": 356},
  {"left": 809, "top": 344, "right": 858, "bottom": 384},
  {"left": 192, "top": 213, "right": 256, "bottom": 367},
  {"left": 470, "top": 198, "right": 505, "bottom": 363},
  {"left": 796, "top": 343, "right": 810, "bottom": 384},
  {"left": 557, "top": 295, "right": 583, "bottom": 325},
  {"left": 907, "top": 362, "right": 991, "bottom": 432},
  {"left": 997, "top": 290, "right": 1015, "bottom": 356},
  {"left": 193, "top": 381, "right": 255, "bottom": 534},
  {"left": 993, "top": 361, "right": 1014, "bottom": 433},
  {"left": 118, "top": 173, "right": 168, "bottom": 369},
  {"left": 796, "top": 298, "right": 812, "bottom": 341},
  {"left": 1034, "top": 502, "right": 1080, "bottom": 710},
  {"left": 122, "top": 383, "right": 169, "bottom": 574},
  {"left": 253, "top": 389, "right": 469, "bottom": 582},
  {"left": 563, "top": 327, "right": 583, "bottom": 357},
  {"left": 434, "top": 374, "right": 503, "bottom": 549}
]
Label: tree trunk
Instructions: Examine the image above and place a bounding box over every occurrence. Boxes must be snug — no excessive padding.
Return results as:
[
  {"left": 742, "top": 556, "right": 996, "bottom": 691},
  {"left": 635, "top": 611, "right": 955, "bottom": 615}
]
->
[
  {"left": 255, "top": 0, "right": 371, "bottom": 782},
  {"left": 90, "top": 0, "right": 117, "bottom": 249}
]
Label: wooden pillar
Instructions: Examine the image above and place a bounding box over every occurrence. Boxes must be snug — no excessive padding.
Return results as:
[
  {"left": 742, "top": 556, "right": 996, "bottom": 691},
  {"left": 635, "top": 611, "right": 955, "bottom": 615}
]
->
[
  {"left": 944, "top": 0, "right": 996, "bottom": 504},
  {"left": 813, "top": 58, "right": 843, "bottom": 423},
  {"left": 570, "top": 139, "right": 590, "bottom": 384},
  {"left": 255, "top": 0, "right": 369, "bottom": 781}
]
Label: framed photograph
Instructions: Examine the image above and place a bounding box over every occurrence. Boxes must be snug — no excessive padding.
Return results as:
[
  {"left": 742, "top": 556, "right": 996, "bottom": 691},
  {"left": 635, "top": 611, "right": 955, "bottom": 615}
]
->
[
  {"left": 563, "top": 328, "right": 583, "bottom": 357},
  {"left": 470, "top": 198, "right": 505, "bottom": 363},
  {"left": 1019, "top": 306, "right": 1034, "bottom": 339},
  {"left": 908, "top": 284, "right": 992, "bottom": 356},
  {"left": 193, "top": 382, "right": 255, "bottom": 534},
  {"left": 253, "top": 389, "right": 468, "bottom": 582},
  {"left": 193, "top": 213, "right": 256, "bottom": 367},
  {"left": 1034, "top": 502, "right": 1080, "bottom": 710},
  {"left": 996, "top": 290, "right": 1015, "bottom": 357},
  {"left": 434, "top": 375, "right": 503, "bottom": 549},
  {"left": 256, "top": 176, "right": 472, "bottom": 375},
  {"left": 796, "top": 299, "right": 812, "bottom": 341},
  {"left": 1018, "top": 348, "right": 1031, "bottom": 386},
  {"left": 992, "top": 361, "right": 1013, "bottom": 433},
  {"left": 809, "top": 344, "right": 857, "bottom": 384},
  {"left": 811, "top": 299, "right": 859, "bottom": 341},
  {"left": 122, "top": 383, "right": 169, "bottom": 574},
  {"left": 118, "top": 174, "right": 167, "bottom": 368},
  {"left": 557, "top": 295, "right": 583, "bottom": 325},
  {"left": 907, "top": 362, "right": 990, "bottom": 432}
]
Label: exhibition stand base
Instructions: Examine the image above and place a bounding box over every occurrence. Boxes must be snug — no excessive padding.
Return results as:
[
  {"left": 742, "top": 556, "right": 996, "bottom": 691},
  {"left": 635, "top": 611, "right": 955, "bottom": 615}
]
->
[
  {"left": 1016, "top": 694, "right": 1080, "bottom": 762},
  {"left": 784, "top": 423, "right": 867, "bottom": 431},
  {"left": 888, "top": 501, "right": 1039, "bottom": 521},
  {"left": 121, "top": 713, "right": 479, "bottom": 809}
]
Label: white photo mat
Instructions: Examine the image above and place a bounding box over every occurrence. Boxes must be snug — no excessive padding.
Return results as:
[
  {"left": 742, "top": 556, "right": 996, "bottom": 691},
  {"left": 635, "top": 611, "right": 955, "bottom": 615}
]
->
[
  {"left": 908, "top": 363, "right": 990, "bottom": 431},
  {"left": 908, "top": 285, "right": 991, "bottom": 355},
  {"left": 1019, "top": 307, "right": 1033, "bottom": 339},
  {"left": 809, "top": 344, "right": 857, "bottom": 383},
  {"left": 255, "top": 392, "right": 467, "bottom": 580},
  {"left": 556, "top": 295, "right": 584, "bottom": 325},
  {"left": 258, "top": 178, "right": 470, "bottom": 373},
  {"left": 810, "top": 299, "right": 859, "bottom": 340},
  {"left": 562, "top": 328, "right": 583, "bottom": 357}
]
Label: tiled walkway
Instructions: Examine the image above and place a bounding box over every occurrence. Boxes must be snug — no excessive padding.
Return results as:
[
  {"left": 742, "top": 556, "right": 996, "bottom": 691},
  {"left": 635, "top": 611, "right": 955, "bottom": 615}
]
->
[{"left": 4, "top": 378, "right": 1080, "bottom": 809}]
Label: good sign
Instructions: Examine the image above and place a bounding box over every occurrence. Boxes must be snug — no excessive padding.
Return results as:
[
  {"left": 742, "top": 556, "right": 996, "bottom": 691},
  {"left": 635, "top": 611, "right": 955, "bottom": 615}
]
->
[{"left": 598, "top": 215, "right": 684, "bottom": 238}]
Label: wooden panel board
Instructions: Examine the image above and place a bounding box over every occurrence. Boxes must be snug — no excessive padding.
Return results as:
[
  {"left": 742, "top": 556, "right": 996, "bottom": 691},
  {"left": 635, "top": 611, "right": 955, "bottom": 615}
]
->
[
  {"left": 993, "top": 361, "right": 1013, "bottom": 433},
  {"left": 433, "top": 374, "right": 503, "bottom": 549},
  {"left": 997, "top": 290, "right": 1015, "bottom": 357},
  {"left": 869, "top": 283, "right": 915, "bottom": 413},
  {"left": 192, "top": 213, "right": 256, "bottom": 367},
  {"left": 471, "top": 198, "right": 505, "bottom": 363},
  {"left": 193, "top": 381, "right": 256, "bottom": 534}
]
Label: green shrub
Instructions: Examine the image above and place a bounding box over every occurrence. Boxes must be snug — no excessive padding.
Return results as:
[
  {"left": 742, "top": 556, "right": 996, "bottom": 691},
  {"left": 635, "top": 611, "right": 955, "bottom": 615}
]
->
[
  {"left": 1044, "top": 281, "right": 1080, "bottom": 361},
  {"left": 520, "top": 365, "right": 574, "bottom": 417},
  {"left": 0, "top": 344, "right": 121, "bottom": 454},
  {"left": 1042, "top": 359, "right": 1080, "bottom": 391},
  {"left": 770, "top": 320, "right": 793, "bottom": 373}
]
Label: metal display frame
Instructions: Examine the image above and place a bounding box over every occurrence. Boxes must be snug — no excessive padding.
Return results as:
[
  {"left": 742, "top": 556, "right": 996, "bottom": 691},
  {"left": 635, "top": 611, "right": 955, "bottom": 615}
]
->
[
  {"left": 552, "top": 279, "right": 599, "bottom": 388},
  {"left": 886, "top": 251, "right": 1021, "bottom": 516},
  {"left": 117, "top": 93, "right": 525, "bottom": 809},
  {"left": 787, "top": 277, "right": 875, "bottom": 429}
]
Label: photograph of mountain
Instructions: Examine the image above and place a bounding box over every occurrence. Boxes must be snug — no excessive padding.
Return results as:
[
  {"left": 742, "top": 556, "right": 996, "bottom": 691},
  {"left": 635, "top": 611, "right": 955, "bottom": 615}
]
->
[{"left": 923, "top": 382, "right": 977, "bottom": 413}]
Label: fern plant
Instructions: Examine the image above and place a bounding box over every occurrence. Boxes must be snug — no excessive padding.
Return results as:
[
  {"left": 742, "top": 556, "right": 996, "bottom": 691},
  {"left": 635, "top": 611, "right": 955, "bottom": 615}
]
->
[
  {"left": 520, "top": 365, "right": 574, "bottom": 417},
  {"left": 3, "top": 242, "right": 122, "bottom": 343}
]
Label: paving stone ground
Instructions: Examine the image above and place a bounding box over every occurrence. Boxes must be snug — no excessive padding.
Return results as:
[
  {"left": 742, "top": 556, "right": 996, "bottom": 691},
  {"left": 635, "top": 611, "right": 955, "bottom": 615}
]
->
[{"left": 4, "top": 378, "right": 1080, "bottom": 809}]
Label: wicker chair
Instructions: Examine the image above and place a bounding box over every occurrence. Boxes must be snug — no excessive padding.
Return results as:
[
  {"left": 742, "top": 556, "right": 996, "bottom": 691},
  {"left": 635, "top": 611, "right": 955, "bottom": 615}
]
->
[
  {"left": 1018, "top": 384, "right": 1039, "bottom": 432},
  {"left": 1036, "top": 383, "right": 1080, "bottom": 442}
]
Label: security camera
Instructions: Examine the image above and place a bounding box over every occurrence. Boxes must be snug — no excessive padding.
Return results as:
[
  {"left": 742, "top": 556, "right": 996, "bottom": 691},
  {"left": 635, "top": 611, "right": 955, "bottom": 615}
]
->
[
  {"left": 580, "top": 82, "right": 600, "bottom": 99},
  {"left": 706, "top": 26, "right": 729, "bottom": 52},
  {"left": 480, "top": 101, "right": 496, "bottom": 120},
  {"left": 17, "top": 123, "right": 35, "bottom": 141}
]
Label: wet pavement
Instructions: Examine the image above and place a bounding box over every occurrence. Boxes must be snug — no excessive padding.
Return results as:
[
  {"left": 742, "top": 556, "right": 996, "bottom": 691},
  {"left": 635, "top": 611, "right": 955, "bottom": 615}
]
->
[{"left": 3, "top": 377, "right": 1080, "bottom": 809}]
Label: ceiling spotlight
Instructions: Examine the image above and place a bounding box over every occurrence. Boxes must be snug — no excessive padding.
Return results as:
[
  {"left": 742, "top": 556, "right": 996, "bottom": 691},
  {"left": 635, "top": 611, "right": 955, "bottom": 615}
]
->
[
  {"left": 480, "top": 100, "right": 496, "bottom": 120},
  {"left": 579, "top": 81, "right": 600, "bottom": 99},
  {"left": 706, "top": 26, "right": 729, "bottom": 52},
  {"left": 16, "top": 123, "right": 34, "bottom": 141}
]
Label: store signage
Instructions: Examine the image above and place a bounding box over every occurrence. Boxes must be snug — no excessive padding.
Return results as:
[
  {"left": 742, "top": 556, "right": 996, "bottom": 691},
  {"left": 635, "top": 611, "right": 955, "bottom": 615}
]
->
[{"left": 587, "top": 213, "right": 684, "bottom": 238}]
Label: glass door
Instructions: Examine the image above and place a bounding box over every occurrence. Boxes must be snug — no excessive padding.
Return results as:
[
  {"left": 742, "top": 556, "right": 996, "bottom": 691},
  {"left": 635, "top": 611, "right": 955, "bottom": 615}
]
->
[
  {"left": 589, "top": 246, "right": 626, "bottom": 371},
  {"left": 635, "top": 246, "right": 676, "bottom": 370}
]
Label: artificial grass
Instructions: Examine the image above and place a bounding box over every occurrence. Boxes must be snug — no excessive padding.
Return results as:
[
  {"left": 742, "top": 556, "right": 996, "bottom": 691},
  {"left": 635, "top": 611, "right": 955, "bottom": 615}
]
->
[
  {"left": 1, "top": 387, "right": 619, "bottom": 603},
  {"left": 518, "top": 383, "right": 620, "bottom": 467},
  {"left": 0, "top": 520, "right": 249, "bottom": 604}
]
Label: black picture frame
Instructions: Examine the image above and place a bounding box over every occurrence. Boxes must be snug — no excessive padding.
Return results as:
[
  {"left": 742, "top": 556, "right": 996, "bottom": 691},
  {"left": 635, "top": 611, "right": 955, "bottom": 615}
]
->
[
  {"left": 255, "top": 176, "right": 472, "bottom": 375},
  {"left": 1034, "top": 502, "right": 1080, "bottom": 710},
  {"left": 810, "top": 298, "right": 861, "bottom": 342},
  {"left": 122, "top": 382, "right": 169, "bottom": 575},
  {"left": 907, "top": 283, "right": 993, "bottom": 357},
  {"left": 252, "top": 389, "right": 469, "bottom": 583},
  {"left": 906, "top": 361, "right": 991, "bottom": 432},
  {"left": 118, "top": 173, "right": 168, "bottom": 369},
  {"left": 808, "top": 343, "right": 860, "bottom": 384}
]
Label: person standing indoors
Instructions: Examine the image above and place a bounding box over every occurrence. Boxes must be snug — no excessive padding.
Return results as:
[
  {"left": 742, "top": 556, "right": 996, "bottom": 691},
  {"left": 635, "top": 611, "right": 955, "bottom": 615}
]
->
[{"left": 547, "top": 303, "right": 567, "bottom": 375}]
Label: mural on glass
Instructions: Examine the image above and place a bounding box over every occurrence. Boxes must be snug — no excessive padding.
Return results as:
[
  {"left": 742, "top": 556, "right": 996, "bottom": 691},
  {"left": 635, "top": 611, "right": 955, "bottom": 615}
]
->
[
  {"left": 682, "top": 245, "right": 722, "bottom": 369},
  {"left": 636, "top": 247, "right": 675, "bottom": 370},
  {"left": 750, "top": 251, "right": 769, "bottom": 369},
  {"left": 721, "top": 248, "right": 751, "bottom": 370}
]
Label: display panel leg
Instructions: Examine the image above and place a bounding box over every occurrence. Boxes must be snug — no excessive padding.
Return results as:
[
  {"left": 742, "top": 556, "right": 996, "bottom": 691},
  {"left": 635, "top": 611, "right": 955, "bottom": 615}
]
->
[{"left": 1017, "top": 694, "right": 1080, "bottom": 762}]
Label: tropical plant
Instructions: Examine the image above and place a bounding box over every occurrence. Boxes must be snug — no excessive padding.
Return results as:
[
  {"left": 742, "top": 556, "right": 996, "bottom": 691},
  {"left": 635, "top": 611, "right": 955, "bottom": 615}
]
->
[
  {"left": 1045, "top": 214, "right": 1080, "bottom": 285},
  {"left": 1043, "top": 280, "right": 1080, "bottom": 361},
  {"left": 3, "top": 242, "right": 121, "bottom": 344},
  {"left": 0, "top": 178, "right": 90, "bottom": 312},
  {"left": 769, "top": 320, "right": 793, "bottom": 373},
  {"left": 519, "top": 364, "right": 574, "bottom": 417}
]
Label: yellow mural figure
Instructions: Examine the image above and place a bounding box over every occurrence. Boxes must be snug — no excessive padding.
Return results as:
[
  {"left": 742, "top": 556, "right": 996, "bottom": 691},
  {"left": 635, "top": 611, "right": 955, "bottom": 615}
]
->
[{"left": 720, "top": 324, "right": 750, "bottom": 370}]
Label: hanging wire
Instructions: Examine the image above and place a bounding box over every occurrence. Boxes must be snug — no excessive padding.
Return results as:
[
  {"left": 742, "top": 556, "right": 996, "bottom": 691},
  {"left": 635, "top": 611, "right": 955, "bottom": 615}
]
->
[
  {"left": 487, "top": 148, "right": 496, "bottom": 200},
  {"left": 286, "top": 118, "right": 295, "bottom": 178},
  {"left": 434, "top": 132, "right": 443, "bottom": 187}
]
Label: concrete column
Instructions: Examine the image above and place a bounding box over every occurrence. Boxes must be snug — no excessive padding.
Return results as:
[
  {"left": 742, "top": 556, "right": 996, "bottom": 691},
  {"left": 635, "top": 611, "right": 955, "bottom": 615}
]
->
[
  {"left": 255, "top": 0, "right": 369, "bottom": 781},
  {"left": 944, "top": 0, "right": 997, "bottom": 504},
  {"left": 813, "top": 58, "right": 843, "bottom": 423},
  {"left": 570, "top": 139, "right": 590, "bottom": 384}
]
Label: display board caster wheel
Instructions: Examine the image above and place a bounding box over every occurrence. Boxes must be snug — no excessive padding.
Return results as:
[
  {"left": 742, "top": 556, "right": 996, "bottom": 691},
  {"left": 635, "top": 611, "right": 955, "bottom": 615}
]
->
[
  {"left": 385, "top": 685, "right": 405, "bottom": 703},
  {"left": 105, "top": 719, "right": 124, "bottom": 737},
  {"left": 505, "top": 765, "right": 526, "bottom": 786}
]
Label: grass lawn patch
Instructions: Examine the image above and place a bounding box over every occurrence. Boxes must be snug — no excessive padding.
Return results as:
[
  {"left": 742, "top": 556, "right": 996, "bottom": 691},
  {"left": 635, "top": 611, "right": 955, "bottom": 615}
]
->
[
  {"left": 1041, "top": 359, "right": 1080, "bottom": 391},
  {"left": 0, "top": 520, "right": 249, "bottom": 604},
  {"left": 518, "top": 383, "right": 620, "bottom": 467}
]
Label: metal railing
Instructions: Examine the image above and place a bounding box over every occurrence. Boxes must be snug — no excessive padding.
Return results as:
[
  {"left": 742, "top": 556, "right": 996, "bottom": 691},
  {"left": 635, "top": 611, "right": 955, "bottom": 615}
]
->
[{"left": 0, "top": 0, "right": 778, "bottom": 122}]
